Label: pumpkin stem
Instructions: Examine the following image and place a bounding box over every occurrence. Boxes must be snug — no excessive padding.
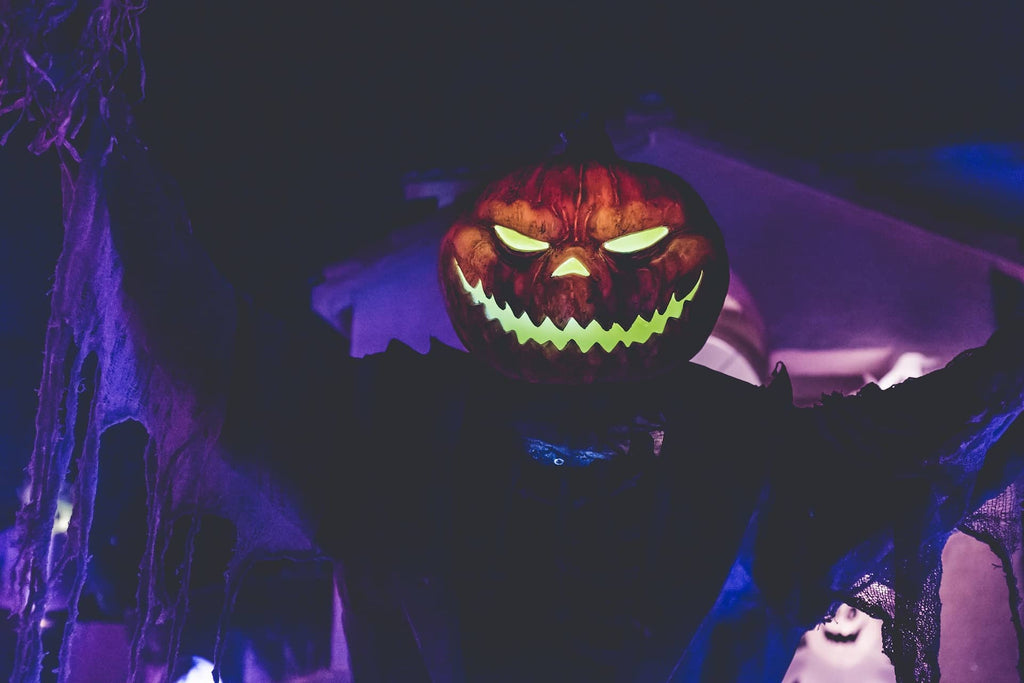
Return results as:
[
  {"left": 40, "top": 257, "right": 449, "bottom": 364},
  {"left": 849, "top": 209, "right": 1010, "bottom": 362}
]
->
[{"left": 558, "top": 113, "right": 618, "bottom": 161}]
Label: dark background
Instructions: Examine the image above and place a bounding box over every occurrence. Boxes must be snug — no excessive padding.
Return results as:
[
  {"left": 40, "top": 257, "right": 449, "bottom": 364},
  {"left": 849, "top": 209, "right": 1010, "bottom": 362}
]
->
[
  {"left": 3, "top": 0, "right": 1024, "bottom": 516},
  {"left": 130, "top": 0, "right": 1024, "bottom": 310}
]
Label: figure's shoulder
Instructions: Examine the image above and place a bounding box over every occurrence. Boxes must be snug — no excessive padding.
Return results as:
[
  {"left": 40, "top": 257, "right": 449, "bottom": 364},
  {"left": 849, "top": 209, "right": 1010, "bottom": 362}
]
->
[
  {"left": 656, "top": 360, "right": 794, "bottom": 410},
  {"left": 623, "top": 361, "right": 795, "bottom": 449},
  {"left": 358, "top": 336, "right": 483, "bottom": 389}
]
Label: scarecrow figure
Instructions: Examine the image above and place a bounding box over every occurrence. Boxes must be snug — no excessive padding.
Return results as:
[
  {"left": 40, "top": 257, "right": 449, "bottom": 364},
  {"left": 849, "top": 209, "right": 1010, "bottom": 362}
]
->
[{"left": 2, "top": 3, "right": 1023, "bottom": 682}]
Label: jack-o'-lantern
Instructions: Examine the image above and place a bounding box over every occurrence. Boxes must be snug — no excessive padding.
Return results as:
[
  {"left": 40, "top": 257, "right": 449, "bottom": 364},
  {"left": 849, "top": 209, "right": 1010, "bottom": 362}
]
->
[{"left": 438, "top": 128, "right": 729, "bottom": 384}]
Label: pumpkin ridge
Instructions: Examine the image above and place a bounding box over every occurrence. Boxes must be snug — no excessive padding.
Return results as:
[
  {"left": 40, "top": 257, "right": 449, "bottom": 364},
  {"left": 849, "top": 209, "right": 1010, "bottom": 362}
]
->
[
  {"left": 573, "top": 162, "right": 585, "bottom": 241},
  {"left": 608, "top": 164, "right": 621, "bottom": 206}
]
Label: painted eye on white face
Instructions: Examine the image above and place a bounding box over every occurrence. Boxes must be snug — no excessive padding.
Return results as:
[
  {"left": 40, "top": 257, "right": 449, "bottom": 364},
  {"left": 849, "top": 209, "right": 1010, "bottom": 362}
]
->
[
  {"left": 494, "top": 224, "right": 550, "bottom": 253},
  {"left": 603, "top": 226, "right": 670, "bottom": 254}
]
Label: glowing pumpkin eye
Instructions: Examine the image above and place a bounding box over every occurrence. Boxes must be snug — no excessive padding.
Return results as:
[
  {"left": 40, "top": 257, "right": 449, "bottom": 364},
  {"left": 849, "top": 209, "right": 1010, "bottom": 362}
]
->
[
  {"left": 494, "top": 225, "right": 550, "bottom": 253},
  {"left": 603, "top": 226, "right": 670, "bottom": 254}
]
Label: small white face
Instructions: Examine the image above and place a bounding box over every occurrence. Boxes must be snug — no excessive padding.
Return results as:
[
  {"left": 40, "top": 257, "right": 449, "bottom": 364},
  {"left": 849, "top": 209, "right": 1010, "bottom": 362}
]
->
[{"left": 804, "top": 603, "right": 885, "bottom": 668}]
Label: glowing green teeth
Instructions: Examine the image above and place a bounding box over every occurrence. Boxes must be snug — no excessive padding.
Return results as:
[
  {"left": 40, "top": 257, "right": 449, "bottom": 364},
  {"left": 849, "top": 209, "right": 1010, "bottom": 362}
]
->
[{"left": 454, "top": 260, "right": 702, "bottom": 353}]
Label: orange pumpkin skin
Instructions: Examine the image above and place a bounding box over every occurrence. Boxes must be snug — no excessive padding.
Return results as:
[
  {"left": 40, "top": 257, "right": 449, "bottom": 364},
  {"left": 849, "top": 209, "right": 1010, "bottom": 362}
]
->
[{"left": 438, "top": 147, "right": 729, "bottom": 384}]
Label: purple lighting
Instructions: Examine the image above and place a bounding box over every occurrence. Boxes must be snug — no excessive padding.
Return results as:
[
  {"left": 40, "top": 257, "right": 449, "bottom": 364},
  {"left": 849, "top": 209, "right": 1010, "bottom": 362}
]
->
[{"left": 2, "top": 3, "right": 1024, "bottom": 683}]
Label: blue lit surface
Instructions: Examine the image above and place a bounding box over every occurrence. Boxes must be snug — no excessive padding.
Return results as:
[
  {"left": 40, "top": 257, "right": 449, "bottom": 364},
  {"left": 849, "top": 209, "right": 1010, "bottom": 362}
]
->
[
  {"left": 872, "top": 143, "right": 1024, "bottom": 227},
  {"left": 928, "top": 143, "right": 1024, "bottom": 211}
]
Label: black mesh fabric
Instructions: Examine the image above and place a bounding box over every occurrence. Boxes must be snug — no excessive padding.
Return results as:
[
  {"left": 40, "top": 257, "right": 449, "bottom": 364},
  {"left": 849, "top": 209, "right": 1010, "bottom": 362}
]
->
[{"left": 841, "top": 481, "right": 1024, "bottom": 683}]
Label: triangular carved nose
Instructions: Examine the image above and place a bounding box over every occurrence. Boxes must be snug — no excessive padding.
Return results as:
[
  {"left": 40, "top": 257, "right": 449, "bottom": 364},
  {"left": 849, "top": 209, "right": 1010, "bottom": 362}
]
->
[{"left": 551, "top": 256, "right": 590, "bottom": 278}]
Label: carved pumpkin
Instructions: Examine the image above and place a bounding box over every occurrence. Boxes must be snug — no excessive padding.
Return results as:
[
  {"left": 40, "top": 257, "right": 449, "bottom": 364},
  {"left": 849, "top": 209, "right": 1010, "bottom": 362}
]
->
[{"left": 438, "top": 130, "right": 729, "bottom": 384}]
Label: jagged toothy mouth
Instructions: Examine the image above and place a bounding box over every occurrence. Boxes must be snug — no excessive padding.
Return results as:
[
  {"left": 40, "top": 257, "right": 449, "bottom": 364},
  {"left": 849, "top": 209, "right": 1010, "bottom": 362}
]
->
[{"left": 453, "top": 260, "right": 702, "bottom": 353}]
